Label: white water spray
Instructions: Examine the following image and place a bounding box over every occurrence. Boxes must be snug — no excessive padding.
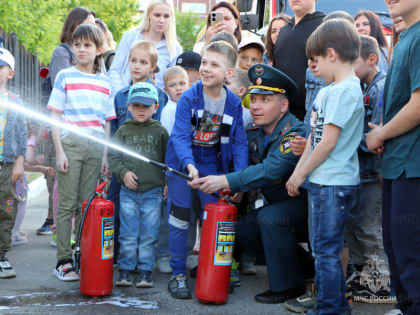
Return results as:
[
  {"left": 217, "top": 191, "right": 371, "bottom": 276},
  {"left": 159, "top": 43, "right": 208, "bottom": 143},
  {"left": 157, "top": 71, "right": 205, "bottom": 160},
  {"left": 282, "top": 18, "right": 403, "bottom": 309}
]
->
[{"left": 3, "top": 100, "right": 190, "bottom": 180}]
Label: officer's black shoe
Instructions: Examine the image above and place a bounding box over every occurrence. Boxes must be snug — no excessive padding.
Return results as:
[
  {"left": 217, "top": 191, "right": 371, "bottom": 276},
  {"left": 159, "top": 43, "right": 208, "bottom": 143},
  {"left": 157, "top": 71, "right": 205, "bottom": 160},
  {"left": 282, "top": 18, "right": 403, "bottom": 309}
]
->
[
  {"left": 168, "top": 273, "right": 192, "bottom": 299},
  {"left": 254, "top": 285, "right": 306, "bottom": 304}
]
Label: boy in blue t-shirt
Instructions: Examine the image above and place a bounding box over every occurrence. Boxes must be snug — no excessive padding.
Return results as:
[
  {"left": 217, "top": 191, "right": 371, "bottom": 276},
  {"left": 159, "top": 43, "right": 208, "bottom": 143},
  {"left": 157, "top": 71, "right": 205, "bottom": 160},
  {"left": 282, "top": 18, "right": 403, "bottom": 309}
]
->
[
  {"left": 286, "top": 20, "right": 364, "bottom": 315},
  {"left": 367, "top": 1, "right": 420, "bottom": 313}
]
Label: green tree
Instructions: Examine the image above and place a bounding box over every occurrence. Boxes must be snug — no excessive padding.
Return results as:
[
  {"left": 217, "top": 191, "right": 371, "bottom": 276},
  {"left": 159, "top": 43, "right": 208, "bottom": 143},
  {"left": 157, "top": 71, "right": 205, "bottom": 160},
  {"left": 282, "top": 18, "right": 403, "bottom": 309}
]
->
[
  {"left": 175, "top": 10, "right": 205, "bottom": 51},
  {"left": 0, "top": 0, "right": 138, "bottom": 64}
]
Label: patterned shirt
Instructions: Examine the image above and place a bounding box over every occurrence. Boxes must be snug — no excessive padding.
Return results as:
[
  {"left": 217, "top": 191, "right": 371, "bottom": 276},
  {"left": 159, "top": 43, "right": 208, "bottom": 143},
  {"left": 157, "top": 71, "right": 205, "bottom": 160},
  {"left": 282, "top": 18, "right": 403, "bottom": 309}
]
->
[{"left": 47, "top": 67, "right": 116, "bottom": 137}]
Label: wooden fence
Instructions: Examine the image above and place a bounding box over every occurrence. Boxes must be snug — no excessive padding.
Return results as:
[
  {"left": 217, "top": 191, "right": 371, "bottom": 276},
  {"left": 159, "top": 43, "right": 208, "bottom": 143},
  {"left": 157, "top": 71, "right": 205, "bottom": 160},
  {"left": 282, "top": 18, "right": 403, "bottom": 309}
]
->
[{"left": 1, "top": 28, "right": 44, "bottom": 108}]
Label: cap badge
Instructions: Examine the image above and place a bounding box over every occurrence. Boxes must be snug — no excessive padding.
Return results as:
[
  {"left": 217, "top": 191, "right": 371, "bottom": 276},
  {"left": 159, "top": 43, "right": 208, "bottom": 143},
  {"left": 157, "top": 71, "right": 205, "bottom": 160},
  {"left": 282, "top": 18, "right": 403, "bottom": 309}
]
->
[
  {"left": 256, "top": 78, "right": 262, "bottom": 85},
  {"left": 255, "top": 65, "right": 264, "bottom": 76}
]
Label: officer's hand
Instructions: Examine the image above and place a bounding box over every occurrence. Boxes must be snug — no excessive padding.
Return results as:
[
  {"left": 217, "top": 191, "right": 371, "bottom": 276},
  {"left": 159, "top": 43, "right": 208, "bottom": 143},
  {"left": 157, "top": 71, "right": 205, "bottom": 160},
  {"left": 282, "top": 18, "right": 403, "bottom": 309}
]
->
[
  {"left": 290, "top": 136, "right": 307, "bottom": 156},
  {"left": 195, "top": 175, "right": 229, "bottom": 195},
  {"left": 286, "top": 171, "right": 306, "bottom": 197},
  {"left": 123, "top": 171, "right": 138, "bottom": 190},
  {"left": 366, "top": 122, "right": 385, "bottom": 154}
]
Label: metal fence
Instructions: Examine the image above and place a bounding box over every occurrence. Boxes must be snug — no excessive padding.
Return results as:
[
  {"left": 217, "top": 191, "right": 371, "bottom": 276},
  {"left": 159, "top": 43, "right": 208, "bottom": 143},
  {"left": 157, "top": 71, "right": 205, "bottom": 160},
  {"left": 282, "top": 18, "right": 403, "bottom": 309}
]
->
[{"left": 1, "top": 28, "right": 44, "bottom": 108}]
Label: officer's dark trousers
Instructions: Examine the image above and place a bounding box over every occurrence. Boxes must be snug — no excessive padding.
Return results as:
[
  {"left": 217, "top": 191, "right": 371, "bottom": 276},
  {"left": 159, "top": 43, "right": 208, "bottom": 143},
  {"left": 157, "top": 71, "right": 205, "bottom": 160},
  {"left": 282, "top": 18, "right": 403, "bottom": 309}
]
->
[
  {"left": 382, "top": 175, "right": 420, "bottom": 315},
  {"left": 237, "top": 197, "right": 308, "bottom": 292}
]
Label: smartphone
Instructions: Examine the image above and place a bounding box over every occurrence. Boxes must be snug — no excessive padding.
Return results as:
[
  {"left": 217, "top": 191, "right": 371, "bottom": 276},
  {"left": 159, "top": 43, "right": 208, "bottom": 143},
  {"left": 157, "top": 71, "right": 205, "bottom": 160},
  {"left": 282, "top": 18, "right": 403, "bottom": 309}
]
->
[{"left": 210, "top": 11, "right": 223, "bottom": 26}]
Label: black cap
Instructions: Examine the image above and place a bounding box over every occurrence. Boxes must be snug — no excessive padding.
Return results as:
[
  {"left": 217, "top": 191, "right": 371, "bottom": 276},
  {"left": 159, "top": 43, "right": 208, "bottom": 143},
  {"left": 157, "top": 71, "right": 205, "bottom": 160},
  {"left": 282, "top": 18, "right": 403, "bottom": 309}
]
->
[
  {"left": 248, "top": 64, "right": 298, "bottom": 97},
  {"left": 176, "top": 51, "right": 202, "bottom": 70}
]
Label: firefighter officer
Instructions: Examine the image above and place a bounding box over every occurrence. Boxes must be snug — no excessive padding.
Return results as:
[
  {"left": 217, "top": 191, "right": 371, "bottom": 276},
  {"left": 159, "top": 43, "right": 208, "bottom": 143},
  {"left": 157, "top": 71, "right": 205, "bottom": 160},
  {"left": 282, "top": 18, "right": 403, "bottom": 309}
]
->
[{"left": 191, "top": 64, "right": 311, "bottom": 304}]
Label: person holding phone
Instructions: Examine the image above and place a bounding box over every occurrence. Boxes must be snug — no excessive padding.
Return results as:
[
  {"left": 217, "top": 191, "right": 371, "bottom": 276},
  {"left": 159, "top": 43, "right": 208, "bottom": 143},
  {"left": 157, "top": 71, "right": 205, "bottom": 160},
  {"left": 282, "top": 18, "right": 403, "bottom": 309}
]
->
[{"left": 195, "top": 1, "right": 242, "bottom": 55}]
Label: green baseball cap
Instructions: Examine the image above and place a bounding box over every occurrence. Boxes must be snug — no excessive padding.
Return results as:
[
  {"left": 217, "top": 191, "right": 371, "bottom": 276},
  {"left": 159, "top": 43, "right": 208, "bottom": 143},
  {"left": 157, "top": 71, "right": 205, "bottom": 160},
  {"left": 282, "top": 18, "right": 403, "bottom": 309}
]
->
[{"left": 127, "top": 82, "right": 158, "bottom": 106}]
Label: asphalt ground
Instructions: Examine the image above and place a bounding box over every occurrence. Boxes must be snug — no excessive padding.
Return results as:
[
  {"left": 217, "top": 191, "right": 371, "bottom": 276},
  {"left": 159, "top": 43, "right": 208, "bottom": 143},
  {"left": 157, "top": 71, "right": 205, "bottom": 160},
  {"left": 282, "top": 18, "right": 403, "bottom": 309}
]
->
[{"left": 0, "top": 190, "right": 394, "bottom": 314}]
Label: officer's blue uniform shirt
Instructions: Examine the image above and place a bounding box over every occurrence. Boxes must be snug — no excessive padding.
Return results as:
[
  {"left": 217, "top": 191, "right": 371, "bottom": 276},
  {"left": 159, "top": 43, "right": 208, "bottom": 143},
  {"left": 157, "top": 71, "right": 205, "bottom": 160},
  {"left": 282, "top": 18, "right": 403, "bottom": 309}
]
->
[
  {"left": 227, "top": 112, "right": 305, "bottom": 203},
  {"left": 381, "top": 20, "right": 420, "bottom": 179}
]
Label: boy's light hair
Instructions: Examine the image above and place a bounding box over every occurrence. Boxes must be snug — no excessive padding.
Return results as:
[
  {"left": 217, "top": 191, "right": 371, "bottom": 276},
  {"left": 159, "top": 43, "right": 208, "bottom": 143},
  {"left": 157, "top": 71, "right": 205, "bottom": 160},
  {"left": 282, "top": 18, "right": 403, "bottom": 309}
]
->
[
  {"left": 129, "top": 40, "right": 158, "bottom": 68},
  {"left": 306, "top": 19, "right": 360, "bottom": 63},
  {"left": 359, "top": 35, "right": 380, "bottom": 64},
  {"left": 323, "top": 11, "right": 354, "bottom": 24},
  {"left": 233, "top": 68, "right": 251, "bottom": 89},
  {"left": 139, "top": 0, "right": 180, "bottom": 58},
  {"left": 163, "top": 66, "right": 189, "bottom": 87},
  {"left": 204, "top": 40, "right": 238, "bottom": 68}
]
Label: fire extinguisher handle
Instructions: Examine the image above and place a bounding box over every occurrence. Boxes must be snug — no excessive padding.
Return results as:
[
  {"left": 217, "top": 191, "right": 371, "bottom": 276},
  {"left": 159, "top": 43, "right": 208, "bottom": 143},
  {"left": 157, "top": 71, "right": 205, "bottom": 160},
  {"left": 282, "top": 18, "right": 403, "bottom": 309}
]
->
[{"left": 95, "top": 181, "right": 108, "bottom": 193}]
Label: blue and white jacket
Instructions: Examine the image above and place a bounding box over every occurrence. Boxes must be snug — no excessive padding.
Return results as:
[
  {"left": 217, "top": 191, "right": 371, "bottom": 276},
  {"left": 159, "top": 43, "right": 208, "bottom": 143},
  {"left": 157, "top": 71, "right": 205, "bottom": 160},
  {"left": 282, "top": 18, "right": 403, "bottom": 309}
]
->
[{"left": 165, "top": 81, "right": 248, "bottom": 174}]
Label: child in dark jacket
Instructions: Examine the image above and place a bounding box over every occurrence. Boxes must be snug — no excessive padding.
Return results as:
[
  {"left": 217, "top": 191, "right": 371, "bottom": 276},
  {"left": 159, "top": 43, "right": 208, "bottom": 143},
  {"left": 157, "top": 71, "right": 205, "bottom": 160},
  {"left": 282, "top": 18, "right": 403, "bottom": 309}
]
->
[{"left": 109, "top": 82, "right": 168, "bottom": 288}]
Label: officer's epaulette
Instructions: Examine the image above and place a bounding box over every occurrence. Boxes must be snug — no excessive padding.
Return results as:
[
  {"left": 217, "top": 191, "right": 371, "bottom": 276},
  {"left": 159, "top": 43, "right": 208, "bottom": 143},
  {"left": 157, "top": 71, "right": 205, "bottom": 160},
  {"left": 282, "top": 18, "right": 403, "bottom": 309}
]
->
[{"left": 281, "top": 121, "right": 292, "bottom": 136}]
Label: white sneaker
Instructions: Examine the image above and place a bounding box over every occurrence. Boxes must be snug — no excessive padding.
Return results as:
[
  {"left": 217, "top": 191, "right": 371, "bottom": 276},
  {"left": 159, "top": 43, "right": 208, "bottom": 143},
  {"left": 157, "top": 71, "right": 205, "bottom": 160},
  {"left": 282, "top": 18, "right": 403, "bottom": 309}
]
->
[
  {"left": 0, "top": 258, "right": 16, "bottom": 278},
  {"left": 157, "top": 257, "right": 172, "bottom": 273},
  {"left": 384, "top": 309, "right": 403, "bottom": 315},
  {"left": 11, "top": 232, "right": 28, "bottom": 246}
]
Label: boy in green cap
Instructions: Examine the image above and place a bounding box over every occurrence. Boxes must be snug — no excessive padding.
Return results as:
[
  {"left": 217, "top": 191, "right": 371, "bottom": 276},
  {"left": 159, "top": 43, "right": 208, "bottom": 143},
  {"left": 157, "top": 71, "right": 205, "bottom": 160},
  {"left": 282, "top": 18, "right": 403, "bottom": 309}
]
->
[{"left": 109, "top": 82, "right": 169, "bottom": 288}]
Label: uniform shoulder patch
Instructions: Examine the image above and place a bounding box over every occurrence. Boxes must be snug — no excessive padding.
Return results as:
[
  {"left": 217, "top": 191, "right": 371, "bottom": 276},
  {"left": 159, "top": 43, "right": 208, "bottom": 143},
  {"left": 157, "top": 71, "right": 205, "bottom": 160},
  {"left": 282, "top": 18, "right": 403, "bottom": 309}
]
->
[{"left": 279, "top": 132, "right": 298, "bottom": 154}]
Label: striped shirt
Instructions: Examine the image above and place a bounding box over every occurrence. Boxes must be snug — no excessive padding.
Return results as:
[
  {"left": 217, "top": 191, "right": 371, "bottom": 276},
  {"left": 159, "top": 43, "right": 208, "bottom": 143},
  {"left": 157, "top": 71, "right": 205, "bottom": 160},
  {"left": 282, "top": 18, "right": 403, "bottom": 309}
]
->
[{"left": 47, "top": 67, "right": 116, "bottom": 137}]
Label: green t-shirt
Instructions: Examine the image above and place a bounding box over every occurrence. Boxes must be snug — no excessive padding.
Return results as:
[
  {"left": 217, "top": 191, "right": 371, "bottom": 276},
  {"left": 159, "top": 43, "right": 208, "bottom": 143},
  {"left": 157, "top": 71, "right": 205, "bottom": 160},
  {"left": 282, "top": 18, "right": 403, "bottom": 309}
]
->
[{"left": 381, "top": 20, "right": 420, "bottom": 179}]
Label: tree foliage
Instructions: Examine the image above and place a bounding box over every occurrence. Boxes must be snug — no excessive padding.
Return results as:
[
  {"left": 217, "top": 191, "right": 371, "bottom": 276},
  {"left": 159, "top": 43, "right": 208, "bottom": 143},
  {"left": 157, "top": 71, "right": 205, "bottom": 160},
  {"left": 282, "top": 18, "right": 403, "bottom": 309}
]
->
[
  {"left": 0, "top": 0, "right": 138, "bottom": 64},
  {"left": 175, "top": 10, "right": 205, "bottom": 52}
]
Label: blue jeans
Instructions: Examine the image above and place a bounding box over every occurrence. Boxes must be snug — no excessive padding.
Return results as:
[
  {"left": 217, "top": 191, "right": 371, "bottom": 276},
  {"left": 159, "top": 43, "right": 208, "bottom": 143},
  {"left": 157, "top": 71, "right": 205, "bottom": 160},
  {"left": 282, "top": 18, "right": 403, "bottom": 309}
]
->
[
  {"left": 310, "top": 184, "right": 358, "bottom": 315},
  {"left": 118, "top": 186, "right": 163, "bottom": 272}
]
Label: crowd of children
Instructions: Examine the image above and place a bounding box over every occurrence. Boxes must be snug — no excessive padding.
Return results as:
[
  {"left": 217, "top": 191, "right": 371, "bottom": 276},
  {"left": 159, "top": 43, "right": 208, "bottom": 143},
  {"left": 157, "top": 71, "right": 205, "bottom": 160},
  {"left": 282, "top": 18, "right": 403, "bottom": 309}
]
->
[{"left": 1, "top": 0, "right": 420, "bottom": 314}]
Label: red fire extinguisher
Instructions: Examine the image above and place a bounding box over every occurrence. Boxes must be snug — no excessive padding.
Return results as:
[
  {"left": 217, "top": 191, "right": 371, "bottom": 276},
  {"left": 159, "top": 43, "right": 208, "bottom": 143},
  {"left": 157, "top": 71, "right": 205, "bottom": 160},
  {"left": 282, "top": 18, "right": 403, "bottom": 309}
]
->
[
  {"left": 75, "top": 182, "right": 115, "bottom": 297},
  {"left": 195, "top": 190, "right": 237, "bottom": 304}
]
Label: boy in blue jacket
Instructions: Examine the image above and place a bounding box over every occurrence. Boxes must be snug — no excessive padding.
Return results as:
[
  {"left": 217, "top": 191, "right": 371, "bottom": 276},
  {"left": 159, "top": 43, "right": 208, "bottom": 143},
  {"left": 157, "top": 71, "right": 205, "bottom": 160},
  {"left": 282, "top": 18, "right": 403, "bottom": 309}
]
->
[{"left": 166, "top": 41, "right": 248, "bottom": 299}]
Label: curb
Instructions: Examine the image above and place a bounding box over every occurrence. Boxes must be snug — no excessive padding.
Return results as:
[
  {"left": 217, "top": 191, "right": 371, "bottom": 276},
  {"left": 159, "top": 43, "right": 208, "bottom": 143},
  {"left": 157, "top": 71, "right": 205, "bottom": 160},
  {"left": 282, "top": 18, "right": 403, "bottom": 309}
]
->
[{"left": 28, "top": 175, "right": 47, "bottom": 202}]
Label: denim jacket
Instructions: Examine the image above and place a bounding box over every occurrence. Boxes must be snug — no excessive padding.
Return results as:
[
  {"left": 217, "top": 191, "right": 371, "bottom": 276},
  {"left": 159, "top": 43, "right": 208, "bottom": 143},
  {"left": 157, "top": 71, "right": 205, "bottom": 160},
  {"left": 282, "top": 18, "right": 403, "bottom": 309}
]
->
[
  {"left": 359, "top": 71, "right": 386, "bottom": 182},
  {"left": 110, "top": 78, "right": 168, "bottom": 136},
  {"left": 304, "top": 68, "right": 325, "bottom": 136}
]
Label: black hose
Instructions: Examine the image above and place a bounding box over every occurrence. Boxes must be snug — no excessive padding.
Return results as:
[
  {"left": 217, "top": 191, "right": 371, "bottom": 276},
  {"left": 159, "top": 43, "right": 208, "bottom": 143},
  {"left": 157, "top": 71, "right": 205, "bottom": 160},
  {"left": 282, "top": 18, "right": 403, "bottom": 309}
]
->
[{"left": 74, "top": 190, "right": 97, "bottom": 274}]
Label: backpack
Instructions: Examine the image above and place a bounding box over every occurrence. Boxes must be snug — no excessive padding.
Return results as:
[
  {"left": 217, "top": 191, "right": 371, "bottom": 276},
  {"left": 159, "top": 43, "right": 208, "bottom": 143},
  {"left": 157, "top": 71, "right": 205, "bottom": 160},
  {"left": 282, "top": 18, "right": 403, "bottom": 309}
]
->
[
  {"left": 102, "top": 49, "right": 116, "bottom": 72},
  {"left": 41, "top": 44, "right": 73, "bottom": 106}
]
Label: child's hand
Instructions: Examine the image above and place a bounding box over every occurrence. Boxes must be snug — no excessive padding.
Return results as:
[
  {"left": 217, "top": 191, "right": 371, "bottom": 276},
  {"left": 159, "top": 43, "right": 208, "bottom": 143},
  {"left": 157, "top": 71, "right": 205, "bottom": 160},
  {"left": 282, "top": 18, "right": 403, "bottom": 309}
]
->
[
  {"left": 123, "top": 171, "right": 138, "bottom": 190},
  {"left": 12, "top": 162, "right": 24, "bottom": 185},
  {"left": 187, "top": 164, "right": 199, "bottom": 179},
  {"left": 56, "top": 152, "right": 68, "bottom": 173},
  {"left": 290, "top": 136, "right": 307, "bottom": 156},
  {"left": 42, "top": 167, "right": 55, "bottom": 177},
  {"left": 366, "top": 122, "right": 385, "bottom": 154},
  {"left": 286, "top": 170, "right": 305, "bottom": 197},
  {"left": 101, "top": 157, "right": 109, "bottom": 177},
  {"left": 163, "top": 185, "right": 168, "bottom": 200},
  {"left": 230, "top": 192, "right": 243, "bottom": 204}
]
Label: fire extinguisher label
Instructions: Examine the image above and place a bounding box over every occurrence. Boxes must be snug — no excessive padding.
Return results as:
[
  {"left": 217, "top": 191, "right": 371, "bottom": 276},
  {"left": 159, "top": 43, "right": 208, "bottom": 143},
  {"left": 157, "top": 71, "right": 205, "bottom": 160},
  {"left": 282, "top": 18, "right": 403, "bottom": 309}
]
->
[
  {"left": 214, "top": 222, "right": 235, "bottom": 266},
  {"left": 102, "top": 217, "right": 114, "bottom": 260}
]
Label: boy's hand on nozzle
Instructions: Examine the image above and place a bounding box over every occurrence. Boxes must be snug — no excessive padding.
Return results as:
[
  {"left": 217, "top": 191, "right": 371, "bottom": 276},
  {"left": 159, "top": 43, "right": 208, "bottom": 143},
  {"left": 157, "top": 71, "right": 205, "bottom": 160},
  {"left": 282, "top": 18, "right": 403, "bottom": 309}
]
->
[
  {"left": 366, "top": 122, "right": 385, "bottom": 154},
  {"left": 56, "top": 152, "right": 69, "bottom": 173},
  {"left": 290, "top": 136, "right": 307, "bottom": 156},
  {"left": 286, "top": 170, "right": 305, "bottom": 197},
  {"left": 100, "top": 157, "right": 109, "bottom": 177},
  {"left": 186, "top": 164, "right": 199, "bottom": 188},
  {"left": 123, "top": 171, "right": 138, "bottom": 190}
]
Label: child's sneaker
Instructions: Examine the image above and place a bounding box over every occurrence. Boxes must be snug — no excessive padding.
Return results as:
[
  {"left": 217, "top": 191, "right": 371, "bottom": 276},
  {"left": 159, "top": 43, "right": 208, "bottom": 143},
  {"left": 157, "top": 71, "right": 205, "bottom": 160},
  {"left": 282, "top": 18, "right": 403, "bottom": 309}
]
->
[
  {"left": 157, "top": 256, "right": 172, "bottom": 273},
  {"left": 11, "top": 232, "right": 28, "bottom": 246},
  {"left": 240, "top": 252, "right": 257, "bottom": 275},
  {"left": 37, "top": 218, "right": 53, "bottom": 235},
  {"left": 0, "top": 257, "right": 16, "bottom": 278},
  {"left": 53, "top": 261, "right": 79, "bottom": 281},
  {"left": 168, "top": 273, "right": 191, "bottom": 299},
  {"left": 50, "top": 233, "right": 56, "bottom": 247},
  {"left": 116, "top": 270, "right": 133, "bottom": 287},
  {"left": 230, "top": 259, "right": 241, "bottom": 287},
  {"left": 136, "top": 270, "right": 153, "bottom": 288}
]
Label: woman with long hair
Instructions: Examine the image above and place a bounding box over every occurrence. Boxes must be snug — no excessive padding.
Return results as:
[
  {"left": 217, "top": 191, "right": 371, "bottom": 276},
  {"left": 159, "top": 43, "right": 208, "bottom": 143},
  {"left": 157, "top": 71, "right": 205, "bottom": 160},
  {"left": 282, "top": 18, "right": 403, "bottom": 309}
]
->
[
  {"left": 108, "top": 0, "right": 182, "bottom": 92},
  {"left": 355, "top": 10, "right": 389, "bottom": 72},
  {"left": 194, "top": 1, "right": 242, "bottom": 55},
  {"left": 264, "top": 14, "right": 290, "bottom": 65}
]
